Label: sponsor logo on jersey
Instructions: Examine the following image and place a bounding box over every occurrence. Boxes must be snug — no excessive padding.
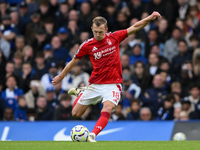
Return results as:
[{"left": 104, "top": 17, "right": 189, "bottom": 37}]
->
[
  {"left": 92, "top": 46, "right": 98, "bottom": 51},
  {"left": 93, "top": 46, "right": 116, "bottom": 60}
]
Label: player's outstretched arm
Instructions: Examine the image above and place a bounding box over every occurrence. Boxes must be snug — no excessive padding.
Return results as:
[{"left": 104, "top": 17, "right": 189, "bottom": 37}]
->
[
  {"left": 52, "top": 58, "right": 80, "bottom": 85},
  {"left": 127, "top": 11, "right": 161, "bottom": 36}
]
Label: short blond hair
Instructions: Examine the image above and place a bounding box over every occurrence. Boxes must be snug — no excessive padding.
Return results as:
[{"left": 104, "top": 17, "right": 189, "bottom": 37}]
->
[{"left": 92, "top": 16, "right": 107, "bottom": 28}]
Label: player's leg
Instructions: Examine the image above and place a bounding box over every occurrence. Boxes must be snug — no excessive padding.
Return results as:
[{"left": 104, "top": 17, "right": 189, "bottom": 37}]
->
[
  {"left": 90, "top": 101, "right": 115, "bottom": 136},
  {"left": 88, "top": 84, "right": 122, "bottom": 142},
  {"left": 72, "top": 102, "right": 90, "bottom": 118}
]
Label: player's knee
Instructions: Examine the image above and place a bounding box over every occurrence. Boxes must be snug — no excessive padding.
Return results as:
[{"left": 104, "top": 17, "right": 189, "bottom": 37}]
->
[{"left": 102, "top": 105, "right": 115, "bottom": 113}]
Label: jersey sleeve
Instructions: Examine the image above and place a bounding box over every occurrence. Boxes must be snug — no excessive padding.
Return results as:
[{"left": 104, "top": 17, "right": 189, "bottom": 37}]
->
[
  {"left": 112, "top": 29, "right": 128, "bottom": 43},
  {"left": 74, "top": 41, "right": 88, "bottom": 59}
]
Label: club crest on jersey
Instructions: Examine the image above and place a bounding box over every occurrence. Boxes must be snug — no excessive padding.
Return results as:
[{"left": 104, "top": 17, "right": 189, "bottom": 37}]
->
[
  {"left": 107, "top": 38, "right": 112, "bottom": 45},
  {"left": 94, "top": 52, "right": 102, "bottom": 60}
]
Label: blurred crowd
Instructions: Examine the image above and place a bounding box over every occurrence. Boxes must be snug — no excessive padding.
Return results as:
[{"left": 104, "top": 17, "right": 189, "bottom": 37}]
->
[{"left": 0, "top": 0, "right": 200, "bottom": 122}]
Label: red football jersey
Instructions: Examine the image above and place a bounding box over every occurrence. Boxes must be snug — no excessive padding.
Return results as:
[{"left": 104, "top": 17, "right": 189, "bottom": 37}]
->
[{"left": 74, "top": 29, "right": 128, "bottom": 84}]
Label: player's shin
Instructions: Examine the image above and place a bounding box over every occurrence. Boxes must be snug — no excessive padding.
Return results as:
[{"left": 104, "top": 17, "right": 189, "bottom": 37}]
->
[{"left": 91, "top": 111, "right": 110, "bottom": 136}]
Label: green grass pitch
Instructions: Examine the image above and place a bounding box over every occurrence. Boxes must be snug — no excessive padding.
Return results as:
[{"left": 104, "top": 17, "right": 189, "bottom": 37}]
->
[{"left": 0, "top": 141, "right": 199, "bottom": 150}]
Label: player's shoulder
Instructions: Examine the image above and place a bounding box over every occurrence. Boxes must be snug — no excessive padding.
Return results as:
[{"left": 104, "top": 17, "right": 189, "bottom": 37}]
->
[
  {"left": 79, "top": 38, "right": 94, "bottom": 47},
  {"left": 84, "top": 38, "right": 94, "bottom": 44}
]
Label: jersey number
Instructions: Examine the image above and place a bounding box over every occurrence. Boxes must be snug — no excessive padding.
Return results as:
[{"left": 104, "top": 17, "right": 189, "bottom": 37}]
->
[{"left": 112, "top": 91, "right": 119, "bottom": 103}]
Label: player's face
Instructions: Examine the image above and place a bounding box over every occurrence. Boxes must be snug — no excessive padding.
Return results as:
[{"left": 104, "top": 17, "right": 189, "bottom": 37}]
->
[{"left": 91, "top": 24, "right": 108, "bottom": 41}]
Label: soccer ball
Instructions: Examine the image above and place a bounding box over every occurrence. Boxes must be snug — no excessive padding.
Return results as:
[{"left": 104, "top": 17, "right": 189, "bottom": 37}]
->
[
  {"left": 70, "top": 125, "right": 89, "bottom": 142},
  {"left": 173, "top": 132, "right": 187, "bottom": 141}
]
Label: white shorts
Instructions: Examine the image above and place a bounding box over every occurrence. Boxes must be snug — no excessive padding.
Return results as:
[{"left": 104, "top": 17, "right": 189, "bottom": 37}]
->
[{"left": 77, "top": 84, "right": 122, "bottom": 106}]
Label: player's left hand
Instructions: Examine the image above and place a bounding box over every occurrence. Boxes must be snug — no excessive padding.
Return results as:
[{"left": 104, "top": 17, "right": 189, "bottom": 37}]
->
[{"left": 150, "top": 11, "right": 161, "bottom": 20}]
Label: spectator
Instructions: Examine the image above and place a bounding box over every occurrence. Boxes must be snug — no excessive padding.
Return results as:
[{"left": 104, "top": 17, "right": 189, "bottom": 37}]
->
[
  {"left": 51, "top": 36, "right": 69, "bottom": 62},
  {"left": 18, "top": 1, "right": 30, "bottom": 25},
  {"left": 79, "top": 31, "right": 90, "bottom": 43},
  {"left": 157, "top": 58, "right": 172, "bottom": 84},
  {"left": 67, "top": 20, "right": 80, "bottom": 42},
  {"left": 114, "top": 11, "right": 129, "bottom": 31},
  {"left": 178, "top": 111, "right": 189, "bottom": 121},
  {"left": 26, "top": 0, "right": 39, "bottom": 15},
  {"left": 0, "top": 1, "right": 10, "bottom": 22},
  {"left": 10, "top": 11, "right": 25, "bottom": 35},
  {"left": 173, "top": 107, "right": 182, "bottom": 120},
  {"left": 119, "top": 38, "right": 132, "bottom": 56},
  {"left": 49, "top": 0, "right": 59, "bottom": 15},
  {"left": 0, "top": 29, "right": 11, "bottom": 60},
  {"left": 129, "top": 44, "right": 147, "bottom": 65},
  {"left": 122, "top": 67, "right": 141, "bottom": 109},
  {"left": 57, "top": 27, "right": 72, "bottom": 50},
  {"left": 0, "top": 14, "right": 19, "bottom": 50},
  {"left": 39, "top": 1, "right": 52, "bottom": 20},
  {"left": 159, "top": 70, "right": 171, "bottom": 92},
  {"left": 164, "top": 27, "right": 182, "bottom": 62},
  {"left": 150, "top": 44, "right": 166, "bottom": 61},
  {"left": 146, "top": 53, "right": 159, "bottom": 76},
  {"left": 171, "top": 39, "right": 192, "bottom": 78},
  {"left": 25, "top": 80, "right": 46, "bottom": 109},
  {"left": 185, "top": 83, "right": 200, "bottom": 115},
  {"left": 140, "top": 107, "right": 153, "bottom": 121},
  {"left": 35, "top": 96, "right": 53, "bottom": 121},
  {"left": 180, "top": 97, "right": 193, "bottom": 117},
  {"left": 55, "top": 2, "right": 69, "bottom": 29},
  {"left": 32, "top": 28, "right": 49, "bottom": 55},
  {"left": 174, "top": 0, "right": 190, "bottom": 20},
  {"left": 79, "top": 2, "right": 92, "bottom": 31},
  {"left": 15, "top": 35, "right": 25, "bottom": 53},
  {"left": 43, "top": 17, "right": 56, "bottom": 40},
  {"left": 126, "top": 99, "right": 141, "bottom": 120},
  {"left": 41, "top": 61, "right": 58, "bottom": 90},
  {"left": 5, "top": 61, "right": 15, "bottom": 80},
  {"left": 33, "top": 52, "right": 49, "bottom": 79},
  {"left": 156, "top": 94, "right": 175, "bottom": 120},
  {"left": 128, "top": 0, "right": 144, "bottom": 20},
  {"left": 132, "top": 61, "right": 152, "bottom": 92},
  {"left": 14, "top": 96, "right": 27, "bottom": 121},
  {"left": 145, "top": 0, "right": 174, "bottom": 25},
  {"left": 188, "top": 6, "right": 199, "bottom": 28},
  {"left": 141, "top": 74, "right": 167, "bottom": 117},
  {"left": 19, "top": 62, "right": 36, "bottom": 93},
  {"left": 13, "top": 52, "right": 23, "bottom": 79},
  {"left": 62, "top": 63, "right": 90, "bottom": 92},
  {"left": 142, "top": 29, "right": 162, "bottom": 58},
  {"left": 46, "top": 86, "right": 59, "bottom": 110},
  {"left": 171, "top": 81, "right": 182, "bottom": 95},
  {"left": 25, "top": 11, "right": 43, "bottom": 45},
  {"left": 121, "top": 54, "right": 131, "bottom": 70},
  {"left": 110, "top": 103, "right": 125, "bottom": 121},
  {"left": 22, "top": 45, "right": 34, "bottom": 64},
  {"left": 2, "top": 107, "right": 15, "bottom": 121},
  {"left": 188, "top": 34, "right": 199, "bottom": 54},
  {"left": 1, "top": 75, "right": 24, "bottom": 111},
  {"left": 43, "top": 44, "right": 54, "bottom": 64},
  {"left": 157, "top": 17, "right": 170, "bottom": 43},
  {"left": 53, "top": 93, "right": 73, "bottom": 120},
  {"left": 172, "top": 92, "right": 182, "bottom": 109}
]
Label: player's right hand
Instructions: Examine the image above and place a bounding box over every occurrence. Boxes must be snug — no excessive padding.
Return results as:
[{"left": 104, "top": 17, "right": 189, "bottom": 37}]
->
[{"left": 52, "top": 75, "right": 63, "bottom": 85}]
